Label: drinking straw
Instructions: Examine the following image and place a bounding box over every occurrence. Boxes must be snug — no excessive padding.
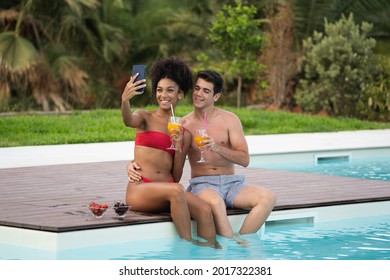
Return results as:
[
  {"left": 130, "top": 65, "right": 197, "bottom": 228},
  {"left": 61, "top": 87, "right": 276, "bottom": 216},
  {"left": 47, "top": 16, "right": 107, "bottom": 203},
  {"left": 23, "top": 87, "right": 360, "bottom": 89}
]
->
[
  {"left": 170, "top": 104, "right": 175, "bottom": 120},
  {"left": 203, "top": 112, "right": 207, "bottom": 129}
]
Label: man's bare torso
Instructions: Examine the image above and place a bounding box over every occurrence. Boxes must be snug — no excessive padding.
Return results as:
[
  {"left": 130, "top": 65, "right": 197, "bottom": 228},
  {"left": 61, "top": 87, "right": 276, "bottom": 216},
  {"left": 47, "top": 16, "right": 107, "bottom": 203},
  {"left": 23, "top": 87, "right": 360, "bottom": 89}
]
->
[{"left": 183, "top": 108, "right": 237, "bottom": 178}]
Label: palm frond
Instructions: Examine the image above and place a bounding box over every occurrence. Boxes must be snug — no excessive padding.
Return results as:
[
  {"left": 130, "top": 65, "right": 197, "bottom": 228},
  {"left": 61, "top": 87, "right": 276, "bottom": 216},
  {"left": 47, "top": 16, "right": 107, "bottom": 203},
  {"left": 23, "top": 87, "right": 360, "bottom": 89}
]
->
[
  {"left": 0, "top": 9, "right": 19, "bottom": 26},
  {"left": 64, "top": 0, "right": 100, "bottom": 16},
  {"left": 0, "top": 31, "right": 38, "bottom": 72}
]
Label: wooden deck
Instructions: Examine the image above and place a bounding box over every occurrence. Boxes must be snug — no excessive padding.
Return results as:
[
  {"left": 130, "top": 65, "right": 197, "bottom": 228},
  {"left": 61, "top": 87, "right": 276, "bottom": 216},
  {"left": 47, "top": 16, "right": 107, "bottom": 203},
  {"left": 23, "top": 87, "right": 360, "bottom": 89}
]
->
[{"left": 1, "top": 160, "right": 390, "bottom": 233}]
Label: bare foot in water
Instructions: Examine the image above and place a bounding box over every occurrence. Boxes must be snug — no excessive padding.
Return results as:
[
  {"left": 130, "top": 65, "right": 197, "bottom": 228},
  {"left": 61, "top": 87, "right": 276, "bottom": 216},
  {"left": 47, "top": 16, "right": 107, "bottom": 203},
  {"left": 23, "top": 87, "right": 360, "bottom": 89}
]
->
[
  {"left": 233, "top": 233, "right": 248, "bottom": 247},
  {"left": 192, "top": 238, "right": 222, "bottom": 249}
]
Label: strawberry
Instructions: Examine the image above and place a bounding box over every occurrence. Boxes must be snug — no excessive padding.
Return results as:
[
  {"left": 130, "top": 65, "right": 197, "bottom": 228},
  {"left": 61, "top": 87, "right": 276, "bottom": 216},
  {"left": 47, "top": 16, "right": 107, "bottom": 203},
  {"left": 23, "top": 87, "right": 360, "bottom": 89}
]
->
[{"left": 88, "top": 201, "right": 108, "bottom": 217}]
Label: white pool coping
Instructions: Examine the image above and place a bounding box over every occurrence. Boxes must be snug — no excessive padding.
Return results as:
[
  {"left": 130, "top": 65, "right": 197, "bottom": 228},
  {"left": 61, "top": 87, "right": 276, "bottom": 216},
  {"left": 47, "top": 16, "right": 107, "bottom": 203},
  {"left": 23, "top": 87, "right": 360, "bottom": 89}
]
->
[
  {"left": 1, "top": 129, "right": 390, "bottom": 169},
  {"left": 1, "top": 200, "right": 390, "bottom": 252}
]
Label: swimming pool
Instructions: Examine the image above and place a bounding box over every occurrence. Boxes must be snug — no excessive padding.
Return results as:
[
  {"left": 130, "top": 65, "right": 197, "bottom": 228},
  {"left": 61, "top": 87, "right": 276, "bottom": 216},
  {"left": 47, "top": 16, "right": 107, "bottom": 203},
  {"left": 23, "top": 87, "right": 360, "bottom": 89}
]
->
[
  {"left": 79, "top": 214, "right": 390, "bottom": 260},
  {"left": 249, "top": 148, "right": 390, "bottom": 181},
  {"left": 1, "top": 202, "right": 389, "bottom": 260},
  {"left": 1, "top": 132, "right": 389, "bottom": 261}
]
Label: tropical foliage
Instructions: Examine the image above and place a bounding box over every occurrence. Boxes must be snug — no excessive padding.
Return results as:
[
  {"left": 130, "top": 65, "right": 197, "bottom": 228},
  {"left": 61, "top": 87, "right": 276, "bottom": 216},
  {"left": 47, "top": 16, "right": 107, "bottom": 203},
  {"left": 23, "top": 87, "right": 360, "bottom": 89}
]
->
[
  {"left": 0, "top": 0, "right": 121, "bottom": 111},
  {"left": 296, "top": 14, "right": 379, "bottom": 118},
  {"left": 360, "top": 58, "right": 390, "bottom": 121},
  {"left": 1, "top": 0, "right": 390, "bottom": 121},
  {"left": 197, "top": 0, "right": 264, "bottom": 108},
  {"left": 290, "top": 0, "right": 390, "bottom": 46},
  {"left": 0, "top": 0, "right": 218, "bottom": 111}
]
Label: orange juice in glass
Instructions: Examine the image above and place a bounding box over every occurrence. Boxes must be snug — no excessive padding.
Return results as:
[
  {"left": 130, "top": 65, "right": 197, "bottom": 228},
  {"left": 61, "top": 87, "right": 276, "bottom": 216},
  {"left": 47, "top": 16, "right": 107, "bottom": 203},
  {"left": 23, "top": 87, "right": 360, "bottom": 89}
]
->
[
  {"left": 194, "top": 128, "right": 208, "bottom": 162},
  {"left": 167, "top": 116, "right": 181, "bottom": 150}
]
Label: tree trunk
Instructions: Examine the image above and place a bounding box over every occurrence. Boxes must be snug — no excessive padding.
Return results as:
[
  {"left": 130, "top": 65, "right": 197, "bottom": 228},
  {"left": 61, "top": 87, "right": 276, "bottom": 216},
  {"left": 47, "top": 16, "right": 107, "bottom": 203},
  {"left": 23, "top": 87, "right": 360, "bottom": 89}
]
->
[
  {"left": 259, "top": 3, "right": 296, "bottom": 109},
  {"left": 237, "top": 75, "right": 242, "bottom": 108}
]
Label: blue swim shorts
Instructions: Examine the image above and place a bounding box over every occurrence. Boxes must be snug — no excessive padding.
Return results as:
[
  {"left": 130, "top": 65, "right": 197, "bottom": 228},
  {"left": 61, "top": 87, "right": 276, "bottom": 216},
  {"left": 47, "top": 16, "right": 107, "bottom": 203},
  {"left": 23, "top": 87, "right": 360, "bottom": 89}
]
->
[{"left": 187, "top": 175, "right": 246, "bottom": 208}]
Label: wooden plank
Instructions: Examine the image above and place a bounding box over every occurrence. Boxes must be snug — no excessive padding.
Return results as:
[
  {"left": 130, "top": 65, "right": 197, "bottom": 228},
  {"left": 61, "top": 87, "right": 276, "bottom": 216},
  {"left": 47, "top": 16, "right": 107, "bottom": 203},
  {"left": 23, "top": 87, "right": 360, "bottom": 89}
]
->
[{"left": 0, "top": 160, "right": 389, "bottom": 232}]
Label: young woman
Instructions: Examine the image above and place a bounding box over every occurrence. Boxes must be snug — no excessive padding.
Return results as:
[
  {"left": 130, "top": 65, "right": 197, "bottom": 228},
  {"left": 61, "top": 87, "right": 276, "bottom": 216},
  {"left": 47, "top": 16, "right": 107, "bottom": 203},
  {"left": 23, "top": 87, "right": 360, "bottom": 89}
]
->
[{"left": 121, "top": 57, "right": 219, "bottom": 247}]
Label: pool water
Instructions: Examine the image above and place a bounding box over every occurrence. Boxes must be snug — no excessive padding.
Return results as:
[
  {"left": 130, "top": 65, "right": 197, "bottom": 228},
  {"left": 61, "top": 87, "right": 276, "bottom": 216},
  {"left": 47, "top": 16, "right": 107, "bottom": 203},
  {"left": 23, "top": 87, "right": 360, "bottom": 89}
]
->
[
  {"left": 1, "top": 214, "right": 390, "bottom": 260},
  {"left": 262, "top": 214, "right": 390, "bottom": 260},
  {"left": 249, "top": 157, "right": 390, "bottom": 181}
]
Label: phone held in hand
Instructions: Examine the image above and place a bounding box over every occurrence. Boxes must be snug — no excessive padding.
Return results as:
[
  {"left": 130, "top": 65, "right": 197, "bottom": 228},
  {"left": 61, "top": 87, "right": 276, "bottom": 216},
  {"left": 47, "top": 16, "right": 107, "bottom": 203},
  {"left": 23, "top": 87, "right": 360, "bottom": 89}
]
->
[{"left": 131, "top": 64, "right": 146, "bottom": 93}]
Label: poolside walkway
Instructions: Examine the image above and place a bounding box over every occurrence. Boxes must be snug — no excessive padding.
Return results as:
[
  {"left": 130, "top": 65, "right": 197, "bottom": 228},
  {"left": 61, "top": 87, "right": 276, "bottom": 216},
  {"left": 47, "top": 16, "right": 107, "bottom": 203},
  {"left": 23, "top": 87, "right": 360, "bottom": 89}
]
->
[{"left": 1, "top": 130, "right": 390, "bottom": 233}]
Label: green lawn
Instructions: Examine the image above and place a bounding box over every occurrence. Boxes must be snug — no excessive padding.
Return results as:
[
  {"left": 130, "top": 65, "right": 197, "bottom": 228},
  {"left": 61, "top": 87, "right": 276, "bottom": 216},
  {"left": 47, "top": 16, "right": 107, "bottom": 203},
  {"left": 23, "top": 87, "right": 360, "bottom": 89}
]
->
[{"left": 1, "top": 106, "right": 390, "bottom": 147}]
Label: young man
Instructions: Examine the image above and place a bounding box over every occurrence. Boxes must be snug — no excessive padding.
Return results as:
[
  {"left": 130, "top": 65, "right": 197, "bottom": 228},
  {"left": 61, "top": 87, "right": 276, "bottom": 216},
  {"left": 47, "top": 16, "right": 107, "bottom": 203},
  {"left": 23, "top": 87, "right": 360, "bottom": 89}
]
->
[
  {"left": 182, "top": 70, "right": 276, "bottom": 241},
  {"left": 128, "top": 70, "right": 276, "bottom": 242}
]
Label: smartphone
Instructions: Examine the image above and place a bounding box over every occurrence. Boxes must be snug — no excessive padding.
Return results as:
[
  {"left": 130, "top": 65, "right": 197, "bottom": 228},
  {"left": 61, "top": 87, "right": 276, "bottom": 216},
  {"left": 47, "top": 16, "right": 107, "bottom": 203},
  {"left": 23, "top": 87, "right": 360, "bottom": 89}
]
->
[{"left": 131, "top": 64, "right": 146, "bottom": 93}]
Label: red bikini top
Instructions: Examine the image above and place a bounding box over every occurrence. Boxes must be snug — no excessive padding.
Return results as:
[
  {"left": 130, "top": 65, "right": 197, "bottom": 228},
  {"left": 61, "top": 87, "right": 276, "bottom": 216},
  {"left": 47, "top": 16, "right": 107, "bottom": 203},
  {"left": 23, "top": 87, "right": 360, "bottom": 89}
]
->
[{"left": 135, "top": 131, "right": 175, "bottom": 156}]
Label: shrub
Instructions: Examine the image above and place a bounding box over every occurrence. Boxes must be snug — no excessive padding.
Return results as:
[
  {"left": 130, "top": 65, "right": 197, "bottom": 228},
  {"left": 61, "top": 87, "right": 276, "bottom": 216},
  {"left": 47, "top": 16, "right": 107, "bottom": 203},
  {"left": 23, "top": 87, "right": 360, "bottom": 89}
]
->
[
  {"left": 295, "top": 13, "right": 383, "bottom": 120},
  {"left": 359, "top": 57, "right": 390, "bottom": 121}
]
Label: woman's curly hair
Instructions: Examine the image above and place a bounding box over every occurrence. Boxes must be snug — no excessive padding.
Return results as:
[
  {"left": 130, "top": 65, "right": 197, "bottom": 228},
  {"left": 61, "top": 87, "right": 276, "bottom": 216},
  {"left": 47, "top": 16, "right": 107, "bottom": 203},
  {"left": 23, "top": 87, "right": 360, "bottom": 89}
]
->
[{"left": 149, "top": 57, "right": 193, "bottom": 97}]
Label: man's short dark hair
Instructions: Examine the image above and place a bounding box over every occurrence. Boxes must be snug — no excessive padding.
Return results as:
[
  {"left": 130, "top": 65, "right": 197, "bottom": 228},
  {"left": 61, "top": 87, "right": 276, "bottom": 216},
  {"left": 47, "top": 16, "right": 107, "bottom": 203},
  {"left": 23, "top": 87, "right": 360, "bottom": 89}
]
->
[{"left": 196, "top": 70, "right": 223, "bottom": 95}]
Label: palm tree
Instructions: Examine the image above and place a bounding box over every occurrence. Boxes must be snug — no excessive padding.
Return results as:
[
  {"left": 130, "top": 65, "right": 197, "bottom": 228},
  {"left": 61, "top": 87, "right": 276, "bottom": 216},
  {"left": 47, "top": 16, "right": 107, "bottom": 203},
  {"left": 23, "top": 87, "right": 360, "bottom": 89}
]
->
[{"left": 0, "top": 0, "right": 128, "bottom": 111}]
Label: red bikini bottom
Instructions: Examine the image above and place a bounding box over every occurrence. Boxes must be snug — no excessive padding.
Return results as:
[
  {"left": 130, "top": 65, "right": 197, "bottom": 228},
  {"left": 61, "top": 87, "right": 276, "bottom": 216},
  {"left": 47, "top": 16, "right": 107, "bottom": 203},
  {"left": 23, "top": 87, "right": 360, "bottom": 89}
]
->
[{"left": 140, "top": 176, "right": 174, "bottom": 183}]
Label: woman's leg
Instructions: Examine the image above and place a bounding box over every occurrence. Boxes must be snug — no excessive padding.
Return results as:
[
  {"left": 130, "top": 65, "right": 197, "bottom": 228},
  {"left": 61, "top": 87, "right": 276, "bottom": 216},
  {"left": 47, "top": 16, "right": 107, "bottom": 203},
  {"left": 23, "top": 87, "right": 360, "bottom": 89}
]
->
[
  {"left": 126, "top": 182, "right": 192, "bottom": 241},
  {"left": 185, "top": 192, "right": 218, "bottom": 244},
  {"left": 198, "top": 189, "right": 235, "bottom": 238}
]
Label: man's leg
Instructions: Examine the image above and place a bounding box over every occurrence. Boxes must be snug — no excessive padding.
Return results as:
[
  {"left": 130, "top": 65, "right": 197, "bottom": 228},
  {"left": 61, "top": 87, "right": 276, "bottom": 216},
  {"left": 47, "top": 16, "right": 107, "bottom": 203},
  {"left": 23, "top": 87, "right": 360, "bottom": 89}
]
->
[{"left": 232, "top": 185, "right": 276, "bottom": 234}]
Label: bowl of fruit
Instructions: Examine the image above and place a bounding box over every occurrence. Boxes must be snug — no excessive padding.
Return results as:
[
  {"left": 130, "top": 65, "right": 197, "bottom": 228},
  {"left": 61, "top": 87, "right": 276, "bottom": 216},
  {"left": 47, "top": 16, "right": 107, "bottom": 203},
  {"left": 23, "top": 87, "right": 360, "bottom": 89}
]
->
[
  {"left": 113, "top": 202, "right": 130, "bottom": 217},
  {"left": 88, "top": 201, "right": 108, "bottom": 218}
]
